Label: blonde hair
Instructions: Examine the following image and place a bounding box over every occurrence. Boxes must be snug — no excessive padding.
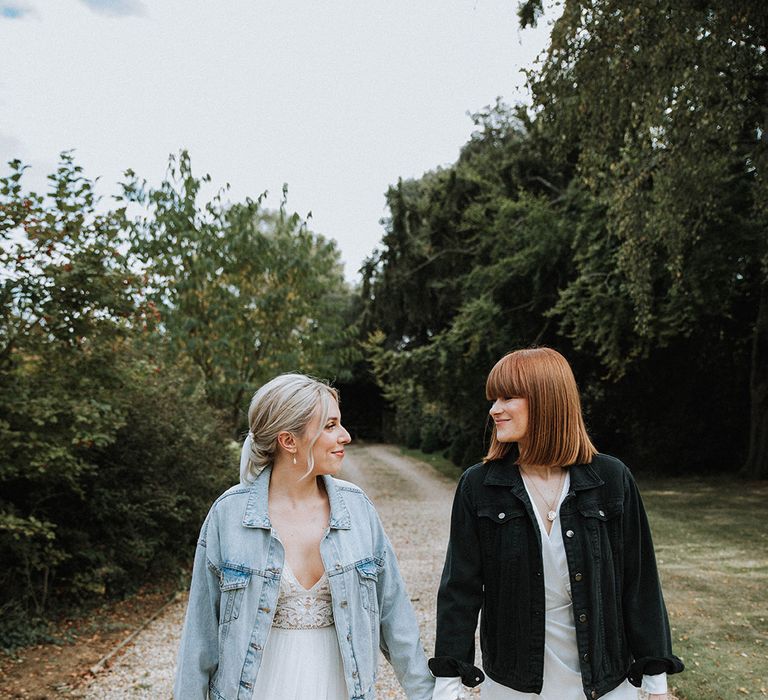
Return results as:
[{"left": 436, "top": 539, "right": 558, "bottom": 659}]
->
[
  {"left": 240, "top": 373, "right": 339, "bottom": 484},
  {"left": 484, "top": 348, "right": 597, "bottom": 467}
]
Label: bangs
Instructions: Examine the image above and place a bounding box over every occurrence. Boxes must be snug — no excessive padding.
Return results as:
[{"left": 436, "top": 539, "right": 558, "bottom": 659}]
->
[{"left": 485, "top": 353, "right": 529, "bottom": 401}]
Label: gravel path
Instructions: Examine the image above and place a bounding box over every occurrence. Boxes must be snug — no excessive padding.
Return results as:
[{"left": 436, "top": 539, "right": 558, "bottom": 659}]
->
[{"left": 78, "top": 443, "right": 470, "bottom": 699}]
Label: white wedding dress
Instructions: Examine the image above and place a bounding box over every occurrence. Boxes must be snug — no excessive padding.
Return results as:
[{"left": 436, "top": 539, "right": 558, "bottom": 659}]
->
[{"left": 250, "top": 561, "right": 348, "bottom": 699}]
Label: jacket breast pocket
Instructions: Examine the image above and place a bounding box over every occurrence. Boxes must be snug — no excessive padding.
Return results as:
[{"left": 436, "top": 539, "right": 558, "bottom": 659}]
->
[
  {"left": 579, "top": 500, "right": 624, "bottom": 563},
  {"left": 477, "top": 504, "right": 525, "bottom": 561},
  {"left": 355, "top": 557, "right": 382, "bottom": 613},
  {"left": 218, "top": 565, "right": 251, "bottom": 625}
]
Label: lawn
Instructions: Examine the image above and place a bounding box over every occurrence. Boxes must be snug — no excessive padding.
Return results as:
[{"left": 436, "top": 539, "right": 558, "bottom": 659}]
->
[
  {"left": 404, "top": 446, "right": 768, "bottom": 700},
  {"left": 639, "top": 476, "right": 768, "bottom": 700}
]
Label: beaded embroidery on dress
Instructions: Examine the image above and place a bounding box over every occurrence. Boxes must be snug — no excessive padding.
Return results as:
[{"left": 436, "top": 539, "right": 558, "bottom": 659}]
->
[{"left": 272, "top": 562, "right": 334, "bottom": 629}]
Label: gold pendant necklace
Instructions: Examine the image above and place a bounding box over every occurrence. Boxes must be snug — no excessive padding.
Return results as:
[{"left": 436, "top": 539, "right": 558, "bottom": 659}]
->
[{"left": 520, "top": 467, "right": 565, "bottom": 522}]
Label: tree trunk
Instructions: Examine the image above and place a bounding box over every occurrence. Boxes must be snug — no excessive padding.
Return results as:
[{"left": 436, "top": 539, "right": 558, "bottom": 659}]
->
[{"left": 742, "top": 280, "right": 768, "bottom": 479}]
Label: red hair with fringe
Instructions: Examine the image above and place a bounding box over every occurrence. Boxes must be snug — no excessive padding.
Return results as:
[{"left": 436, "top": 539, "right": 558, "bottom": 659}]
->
[{"left": 484, "top": 347, "right": 597, "bottom": 467}]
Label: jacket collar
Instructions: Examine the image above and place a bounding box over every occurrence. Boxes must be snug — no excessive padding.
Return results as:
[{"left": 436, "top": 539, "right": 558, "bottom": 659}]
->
[
  {"left": 484, "top": 449, "right": 605, "bottom": 493},
  {"left": 241, "top": 467, "right": 351, "bottom": 530}
]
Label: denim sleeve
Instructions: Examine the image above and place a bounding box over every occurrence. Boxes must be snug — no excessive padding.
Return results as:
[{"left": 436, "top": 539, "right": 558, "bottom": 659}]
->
[
  {"left": 429, "top": 472, "right": 485, "bottom": 687},
  {"left": 621, "top": 467, "right": 684, "bottom": 685},
  {"left": 372, "top": 508, "right": 435, "bottom": 700},
  {"left": 174, "top": 512, "right": 221, "bottom": 699}
]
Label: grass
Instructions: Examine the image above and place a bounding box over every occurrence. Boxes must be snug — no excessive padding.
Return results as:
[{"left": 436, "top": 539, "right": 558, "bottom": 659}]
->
[
  {"left": 638, "top": 476, "right": 768, "bottom": 700},
  {"left": 398, "top": 445, "right": 464, "bottom": 481},
  {"left": 404, "top": 446, "right": 768, "bottom": 700}
]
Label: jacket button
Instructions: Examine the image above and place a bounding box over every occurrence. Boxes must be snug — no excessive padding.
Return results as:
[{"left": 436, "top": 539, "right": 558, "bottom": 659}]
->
[
  {"left": 598, "top": 510, "right": 605, "bottom": 517},
  {"left": 583, "top": 652, "right": 589, "bottom": 662},
  {"left": 249, "top": 642, "right": 262, "bottom": 651},
  {"left": 340, "top": 600, "right": 348, "bottom": 608},
  {"left": 259, "top": 606, "right": 271, "bottom": 613},
  {"left": 574, "top": 572, "right": 583, "bottom": 581},
  {"left": 579, "top": 613, "right": 588, "bottom": 623},
  {"left": 498, "top": 512, "right": 506, "bottom": 519},
  {"left": 566, "top": 530, "right": 575, "bottom": 538},
  {"left": 352, "top": 671, "right": 358, "bottom": 678},
  {"left": 591, "top": 691, "right": 598, "bottom": 699}
]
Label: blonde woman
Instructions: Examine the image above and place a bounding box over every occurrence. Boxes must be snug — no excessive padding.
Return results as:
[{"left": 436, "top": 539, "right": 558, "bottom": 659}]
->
[
  {"left": 175, "top": 373, "right": 433, "bottom": 700},
  {"left": 431, "top": 348, "right": 683, "bottom": 700}
]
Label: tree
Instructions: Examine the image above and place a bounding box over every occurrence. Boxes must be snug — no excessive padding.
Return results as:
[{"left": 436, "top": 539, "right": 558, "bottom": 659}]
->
[
  {"left": 122, "top": 152, "right": 357, "bottom": 432},
  {"left": 0, "top": 155, "right": 231, "bottom": 646},
  {"left": 519, "top": 0, "right": 768, "bottom": 476}
]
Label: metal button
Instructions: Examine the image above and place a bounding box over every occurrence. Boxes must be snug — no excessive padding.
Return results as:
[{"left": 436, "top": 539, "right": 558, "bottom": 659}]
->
[
  {"left": 498, "top": 512, "right": 506, "bottom": 519},
  {"left": 575, "top": 572, "right": 583, "bottom": 581},
  {"left": 598, "top": 509, "right": 605, "bottom": 517},
  {"left": 336, "top": 563, "right": 342, "bottom": 569},
  {"left": 566, "top": 529, "right": 575, "bottom": 538},
  {"left": 591, "top": 691, "right": 597, "bottom": 699},
  {"left": 249, "top": 642, "right": 262, "bottom": 651},
  {"left": 583, "top": 652, "right": 589, "bottom": 662},
  {"left": 579, "top": 613, "right": 588, "bottom": 623},
  {"left": 340, "top": 600, "right": 348, "bottom": 608},
  {"left": 347, "top": 633, "right": 352, "bottom": 641},
  {"left": 259, "top": 606, "right": 271, "bottom": 613},
  {"left": 352, "top": 671, "right": 358, "bottom": 679}
]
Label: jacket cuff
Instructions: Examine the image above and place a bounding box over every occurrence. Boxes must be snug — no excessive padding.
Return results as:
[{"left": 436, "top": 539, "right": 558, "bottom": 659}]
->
[
  {"left": 627, "top": 656, "right": 684, "bottom": 687},
  {"left": 428, "top": 657, "right": 485, "bottom": 687}
]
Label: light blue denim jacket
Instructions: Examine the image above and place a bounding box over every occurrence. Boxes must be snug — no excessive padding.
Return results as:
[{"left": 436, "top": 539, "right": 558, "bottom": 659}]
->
[{"left": 174, "top": 467, "right": 434, "bottom": 700}]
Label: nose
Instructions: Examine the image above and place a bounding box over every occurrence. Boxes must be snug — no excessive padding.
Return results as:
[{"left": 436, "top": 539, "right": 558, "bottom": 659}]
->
[
  {"left": 339, "top": 425, "right": 351, "bottom": 444},
  {"left": 489, "top": 399, "right": 502, "bottom": 416}
]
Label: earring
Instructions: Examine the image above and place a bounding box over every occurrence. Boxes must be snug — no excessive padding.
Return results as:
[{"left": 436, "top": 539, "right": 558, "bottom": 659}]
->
[{"left": 292, "top": 453, "right": 297, "bottom": 466}]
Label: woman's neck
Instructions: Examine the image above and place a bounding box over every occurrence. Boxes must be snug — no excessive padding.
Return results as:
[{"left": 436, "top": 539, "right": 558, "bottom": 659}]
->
[
  {"left": 269, "top": 456, "right": 324, "bottom": 505},
  {"left": 518, "top": 463, "right": 565, "bottom": 481}
]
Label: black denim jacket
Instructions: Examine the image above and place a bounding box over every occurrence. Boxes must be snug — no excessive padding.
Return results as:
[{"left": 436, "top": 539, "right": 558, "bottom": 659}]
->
[{"left": 430, "top": 452, "right": 684, "bottom": 700}]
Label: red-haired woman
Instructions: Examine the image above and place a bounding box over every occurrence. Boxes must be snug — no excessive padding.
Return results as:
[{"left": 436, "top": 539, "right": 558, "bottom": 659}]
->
[{"left": 430, "top": 348, "right": 683, "bottom": 700}]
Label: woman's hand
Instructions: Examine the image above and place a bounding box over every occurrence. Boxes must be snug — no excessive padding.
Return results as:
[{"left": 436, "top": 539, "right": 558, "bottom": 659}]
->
[{"left": 648, "top": 694, "right": 667, "bottom": 700}]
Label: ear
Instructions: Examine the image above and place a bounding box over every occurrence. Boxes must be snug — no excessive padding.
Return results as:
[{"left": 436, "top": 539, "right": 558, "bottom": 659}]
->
[{"left": 276, "top": 430, "right": 297, "bottom": 453}]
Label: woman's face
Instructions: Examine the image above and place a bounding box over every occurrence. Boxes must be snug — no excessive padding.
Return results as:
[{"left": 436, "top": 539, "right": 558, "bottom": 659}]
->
[
  {"left": 299, "top": 398, "right": 351, "bottom": 475},
  {"left": 489, "top": 396, "right": 529, "bottom": 443}
]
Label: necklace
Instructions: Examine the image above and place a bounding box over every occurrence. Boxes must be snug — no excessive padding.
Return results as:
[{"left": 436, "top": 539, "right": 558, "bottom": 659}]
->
[{"left": 520, "top": 466, "right": 565, "bottom": 522}]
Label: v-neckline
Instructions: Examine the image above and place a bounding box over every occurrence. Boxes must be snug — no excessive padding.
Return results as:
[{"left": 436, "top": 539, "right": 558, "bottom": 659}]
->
[
  {"left": 523, "top": 471, "right": 570, "bottom": 541},
  {"left": 283, "top": 559, "right": 325, "bottom": 592}
]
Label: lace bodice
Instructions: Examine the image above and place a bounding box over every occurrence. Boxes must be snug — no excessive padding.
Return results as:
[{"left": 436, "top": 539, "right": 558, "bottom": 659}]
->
[{"left": 272, "top": 562, "right": 335, "bottom": 629}]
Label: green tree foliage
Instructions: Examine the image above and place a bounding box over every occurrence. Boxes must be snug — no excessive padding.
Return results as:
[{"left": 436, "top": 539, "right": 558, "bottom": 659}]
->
[
  {"left": 361, "top": 0, "right": 763, "bottom": 473},
  {"left": 122, "top": 152, "right": 357, "bottom": 432},
  {"left": 519, "top": 0, "right": 768, "bottom": 476},
  {"left": 363, "top": 106, "right": 582, "bottom": 465},
  {"left": 0, "top": 156, "right": 231, "bottom": 647}
]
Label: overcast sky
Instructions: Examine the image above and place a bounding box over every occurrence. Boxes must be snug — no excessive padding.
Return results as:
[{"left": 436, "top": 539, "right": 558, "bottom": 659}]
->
[{"left": 0, "top": 0, "right": 556, "bottom": 283}]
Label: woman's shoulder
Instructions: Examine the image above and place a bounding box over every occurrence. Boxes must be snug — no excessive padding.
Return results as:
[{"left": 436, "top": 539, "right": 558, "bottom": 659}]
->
[
  {"left": 207, "top": 482, "right": 252, "bottom": 515},
  {"left": 589, "top": 452, "right": 630, "bottom": 472},
  {"left": 328, "top": 476, "right": 373, "bottom": 507},
  {"left": 458, "top": 460, "right": 493, "bottom": 487},
  {"left": 585, "top": 453, "right": 633, "bottom": 487}
]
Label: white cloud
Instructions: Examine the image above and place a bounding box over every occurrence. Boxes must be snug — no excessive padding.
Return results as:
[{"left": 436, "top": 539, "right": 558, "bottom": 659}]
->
[
  {"left": 0, "top": 2, "right": 36, "bottom": 19},
  {"left": 78, "top": 0, "right": 145, "bottom": 17},
  {"left": 0, "top": 133, "right": 23, "bottom": 165}
]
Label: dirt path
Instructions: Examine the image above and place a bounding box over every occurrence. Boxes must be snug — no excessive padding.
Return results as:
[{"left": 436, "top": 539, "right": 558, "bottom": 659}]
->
[{"left": 76, "top": 443, "right": 464, "bottom": 699}]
